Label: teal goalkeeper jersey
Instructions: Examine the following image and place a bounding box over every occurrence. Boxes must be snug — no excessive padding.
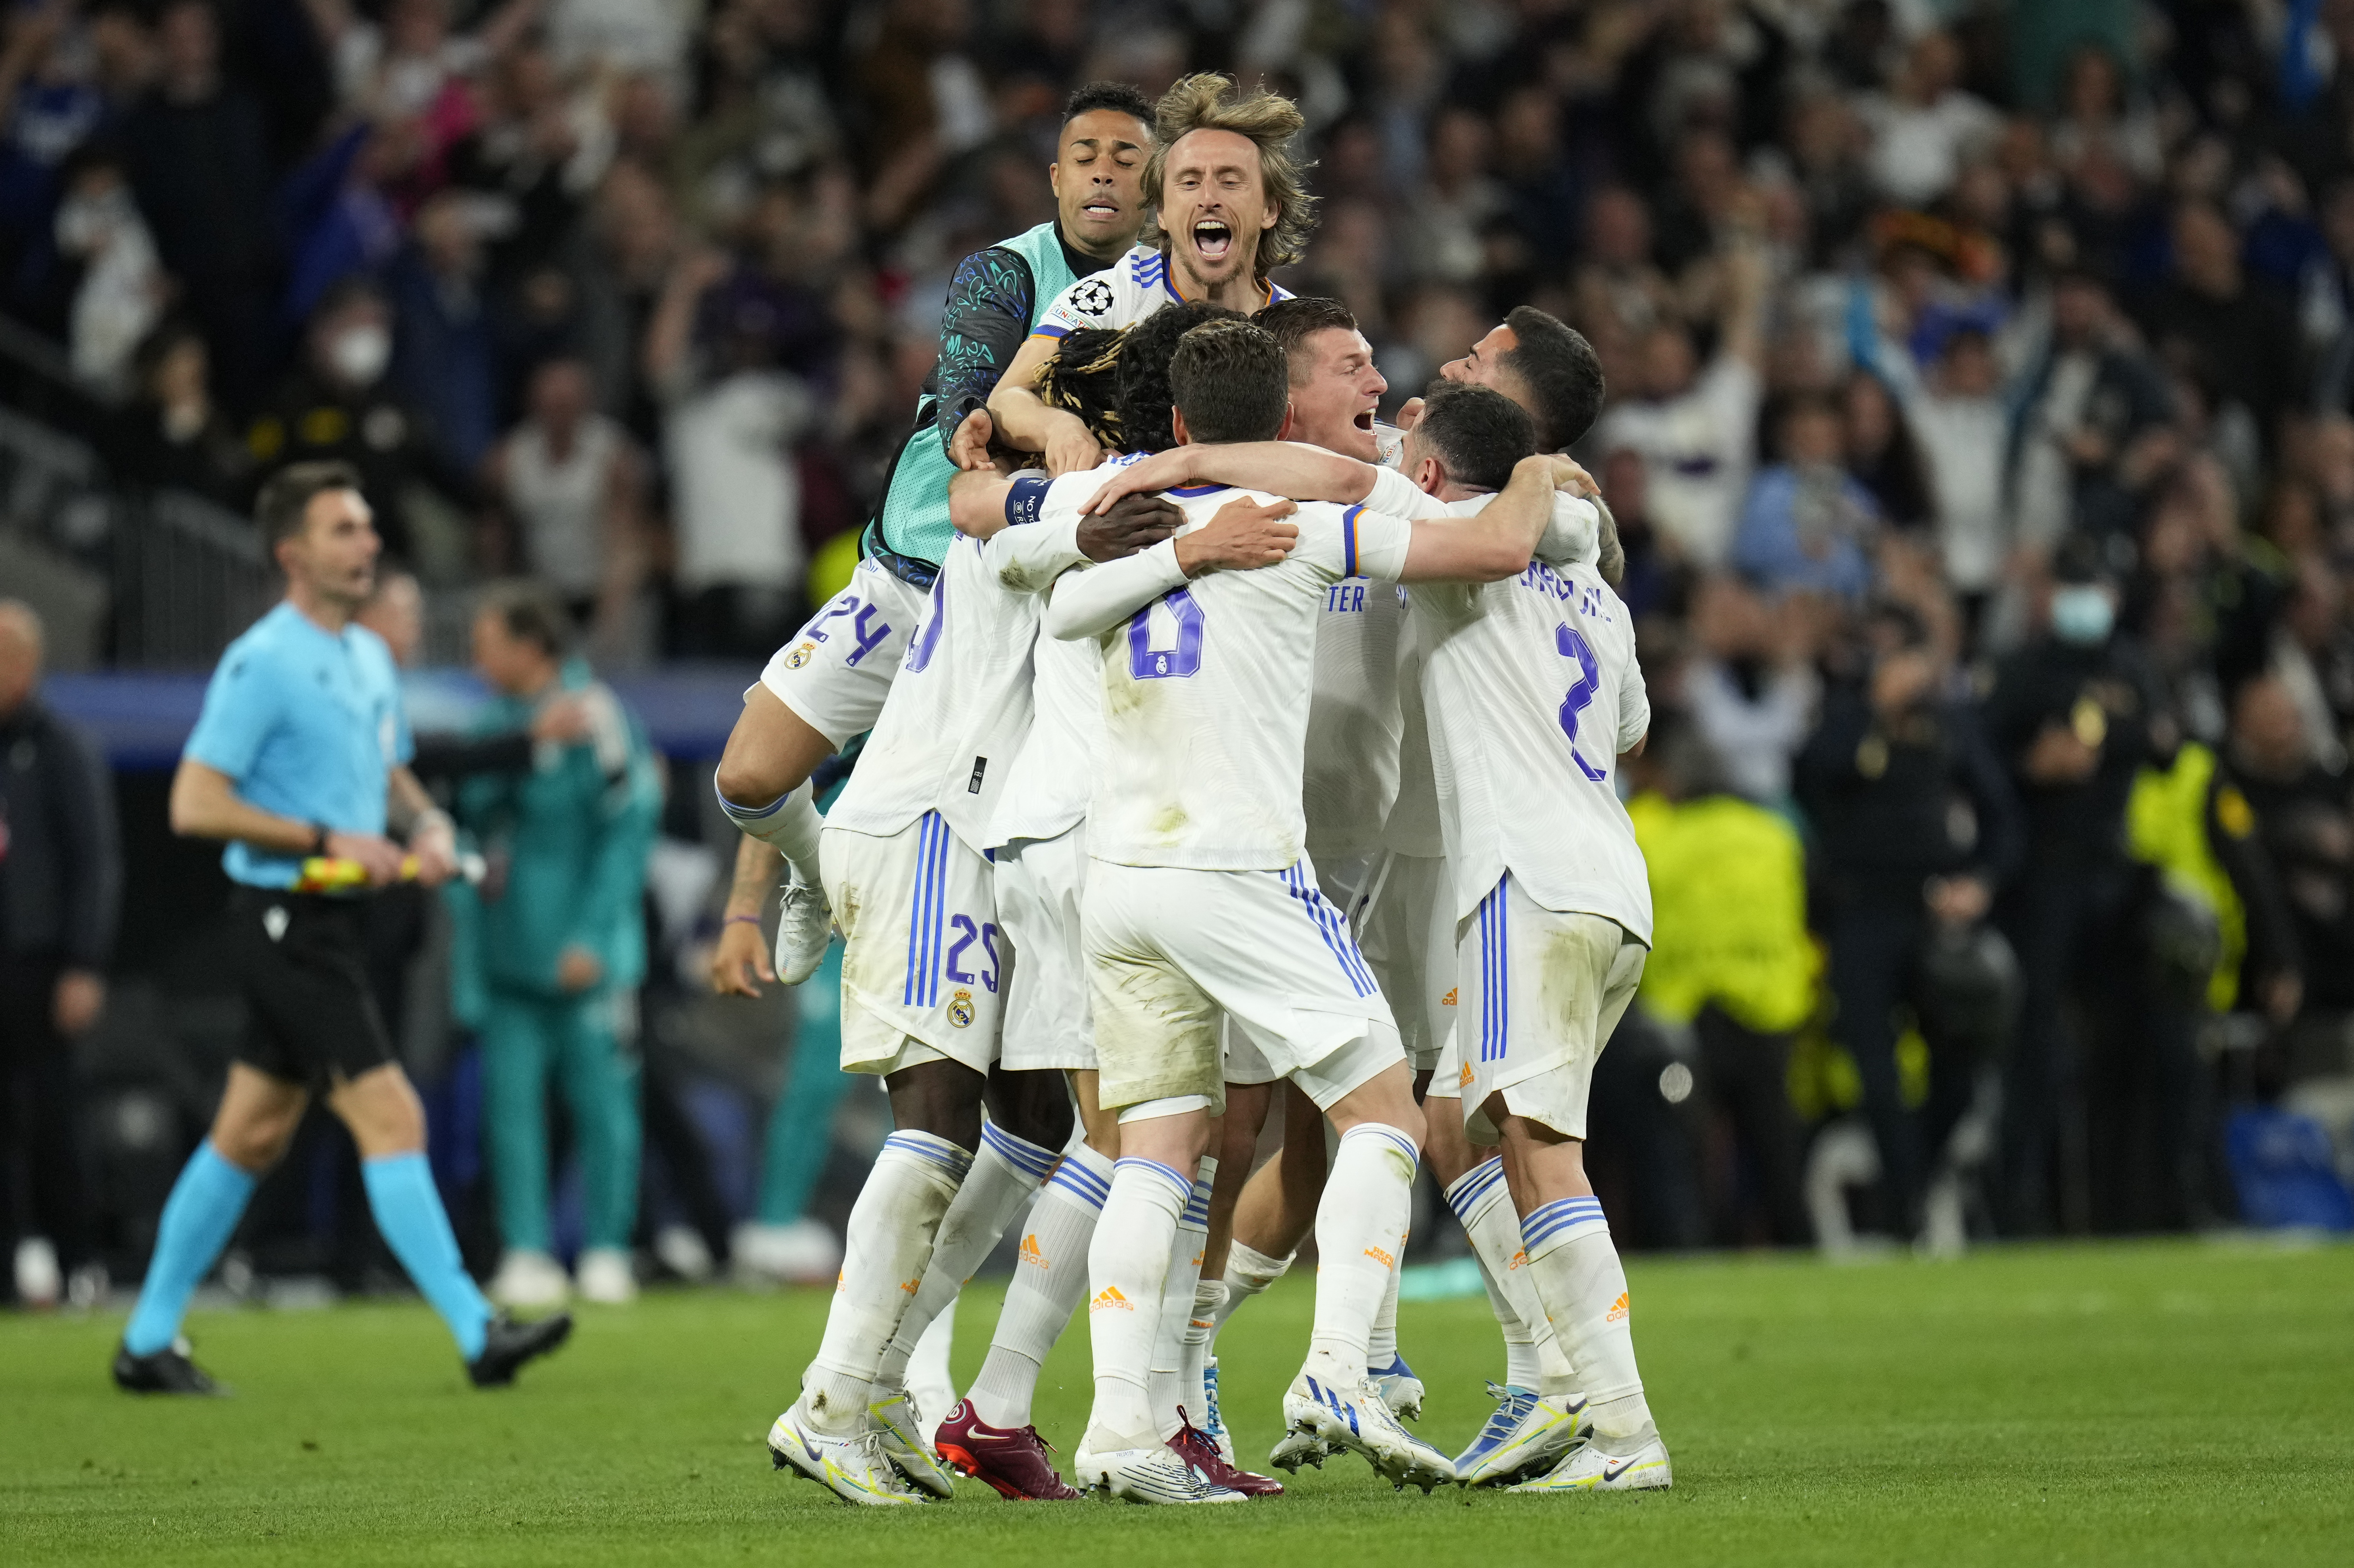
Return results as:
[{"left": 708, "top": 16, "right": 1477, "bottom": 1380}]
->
[{"left": 867, "top": 221, "right": 1085, "bottom": 567}]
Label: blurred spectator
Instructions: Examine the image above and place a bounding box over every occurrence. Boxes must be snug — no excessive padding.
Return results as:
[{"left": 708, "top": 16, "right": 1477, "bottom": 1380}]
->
[
  {"left": 1982, "top": 538, "right": 2174, "bottom": 1231},
  {"left": 1841, "top": 373, "right": 1931, "bottom": 535},
  {"left": 1885, "top": 327, "right": 2008, "bottom": 634},
  {"left": 2139, "top": 201, "right": 2298, "bottom": 446},
  {"left": 246, "top": 277, "right": 473, "bottom": 570},
  {"left": 2267, "top": 555, "right": 2354, "bottom": 772},
  {"left": 482, "top": 356, "right": 649, "bottom": 662},
  {"left": 1683, "top": 574, "right": 1817, "bottom": 803},
  {"left": 119, "top": 0, "right": 275, "bottom": 411},
  {"left": 2012, "top": 269, "right": 2176, "bottom": 548},
  {"left": 0, "top": 0, "right": 105, "bottom": 313},
  {"left": 108, "top": 320, "right": 251, "bottom": 504},
  {"left": 1797, "top": 603, "right": 2022, "bottom": 1237},
  {"left": 1858, "top": 29, "right": 1999, "bottom": 208},
  {"left": 1731, "top": 392, "right": 1881, "bottom": 601},
  {"left": 644, "top": 235, "right": 821, "bottom": 660},
  {"left": 50, "top": 143, "right": 162, "bottom": 393},
  {"left": 1594, "top": 234, "right": 1769, "bottom": 567},
  {"left": 0, "top": 600, "right": 118, "bottom": 1308},
  {"left": 2231, "top": 674, "right": 2354, "bottom": 1010},
  {"left": 388, "top": 190, "right": 498, "bottom": 470}
]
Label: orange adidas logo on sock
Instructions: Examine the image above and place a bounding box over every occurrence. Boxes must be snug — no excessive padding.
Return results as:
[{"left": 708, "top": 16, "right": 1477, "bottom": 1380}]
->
[
  {"left": 1509, "top": 1248, "right": 1528, "bottom": 1271},
  {"left": 1607, "top": 1291, "right": 1630, "bottom": 1323},
  {"left": 901, "top": 1277, "right": 922, "bottom": 1295},
  {"left": 1019, "top": 1233, "right": 1047, "bottom": 1269},
  {"left": 1442, "top": 987, "right": 1458, "bottom": 1006},
  {"left": 1091, "top": 1285, "right": 1134, "bottom": 1313}
]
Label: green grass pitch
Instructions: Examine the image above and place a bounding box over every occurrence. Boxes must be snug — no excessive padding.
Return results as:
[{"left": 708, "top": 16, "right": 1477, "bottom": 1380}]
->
[{"left": 6, "top": 1239, "right": 2352, "bottom": 1566}]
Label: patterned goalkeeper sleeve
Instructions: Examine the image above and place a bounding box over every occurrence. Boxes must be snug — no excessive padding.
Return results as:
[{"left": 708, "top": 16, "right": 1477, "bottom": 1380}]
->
[{"left": 931, "top": 246, "right": 1038, "bottom": 455}]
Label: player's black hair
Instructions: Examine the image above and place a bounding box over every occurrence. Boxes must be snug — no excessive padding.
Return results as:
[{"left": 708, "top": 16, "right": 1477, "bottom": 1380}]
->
[
  {"left": 1037, "top": 300, "right": 1244, "bottom": 452},
  {"left": 1063, "top": 81, "right": 1154, "bottom": 127},
  {"left": 477, "top": 579, "right": 575, "bottom": 660},
  {"left": 256, "top": 459, "right": 365, "bottom": 549},
  {"left": 1254, "top": 296, "right": 1359, "bottom": 385},
  {"left": 1500, "top": 305, "right": 1605, "bottom": 452},
  {"left": 1410, "top": 380, "right": 1535, "bottom": 492},
  {"left": 1169, "top": 319, "right": 1289, "bottom": 444}
]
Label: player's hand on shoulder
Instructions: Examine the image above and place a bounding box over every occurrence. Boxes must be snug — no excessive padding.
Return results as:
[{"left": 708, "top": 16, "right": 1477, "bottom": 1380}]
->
[
  {"left": 1083, "top": 448, "right": 1191, "bottom": 514},
  {"left": 1043, "top": 415, "right": 1103, "bottom": 476},
  {"left": 949, "top": 408, "right": 997, "bottom": 471},
  {"left": 1078, "top": 493, "right": 1183, "bottom": 562},
  {"left": 1177, "top": 496, "right": 1297, "bottom": 577},
  {"left": 329, "top": 831, "right": 408, "bottom": 887},
  {"left": 1545, "top": 455, "right": 1600, "bottom": 498}
]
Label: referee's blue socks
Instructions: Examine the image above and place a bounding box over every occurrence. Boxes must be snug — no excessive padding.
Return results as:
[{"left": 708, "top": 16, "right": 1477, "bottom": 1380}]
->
[
  {"left": 124, "top": 1143, "right": 258, "bottom": 1355},
  {"left": 362, "top": 1152, "right": 494, "bottom": 1361}
]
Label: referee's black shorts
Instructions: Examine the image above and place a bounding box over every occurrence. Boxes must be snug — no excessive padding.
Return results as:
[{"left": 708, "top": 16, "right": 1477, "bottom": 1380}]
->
[{"left": 228, "top": 886, "right": 398, "bottom": 1087}]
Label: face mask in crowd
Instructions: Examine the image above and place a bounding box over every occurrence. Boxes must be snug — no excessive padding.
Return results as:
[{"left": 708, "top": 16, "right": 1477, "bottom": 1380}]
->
[
  {"left": 2050, "top": 584, "right": 2114, "bottom": 646},
  {"left": 327, "top": 323, "right": 393, "bottom": 387}
]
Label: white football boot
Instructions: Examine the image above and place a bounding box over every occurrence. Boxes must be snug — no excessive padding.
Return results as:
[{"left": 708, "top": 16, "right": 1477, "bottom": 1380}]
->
[
  {"left": 768, "top": 1404, "right": 925, "bottom": 1506},
  {"left": 1507, "top": 1434, "right": 1672, "bottom": 1494},
  {"left": 1369, "top": 1352, "right": 1425, "bottom": 1421},
  {"left": 867, "top": 1390, "right": 957, "bottom": 1499},
  {"left": 574, "top": 1248, "right": 637, "bottom": 1305},
  {"left": 773, "top": 876, "right": 834, "bottom": 985},
  {"left": 1280, "top": 1372, "right": 1456, "bottom": 1492},
  {"left": 1459, "top": 1387, "right": 1593, "bottom": 1486},
  {"left": 1073, "top": 1439, "right": 1249, "bottom": 1505}
]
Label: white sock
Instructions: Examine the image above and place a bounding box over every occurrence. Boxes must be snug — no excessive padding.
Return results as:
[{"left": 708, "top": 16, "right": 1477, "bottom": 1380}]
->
[
  {"left": 799, "top": 1129, "right": 971, "bottom": 1434},
  {"left": 1304, "top": 1124, "right": 1417, "bottom": 1388},
  {"left": 1207, "top": 1240, "right": 1291, "bottom": 1350},
  {"left": 1181, "top": 1280, "right": 1225, "bottom": 1428},
  {"left": 906, "top": 1298, "right": 956, "bottom": 1430},
  {"left": 1521, "top": 1195, "right": 1654, "bottom": 1448},
  {"left": 968, "top": 1137, "right": 1109, "bottom": 1430},
  {"left": 1148, "top": 1156, "right": 1215, "bottom": 1438},
  {"left": 1085, "top": 1157, "right": 1190, "bottom": 1451},
  {"left": 1446, "top": 1155, "right": 1562, "bottom": 1393},
  {"left": 870, "top": 1118, "right": 1056, "bottom": 1398},
  {"left": 718, "top": 779, "right": 824, "bottom": 884},
  {"left": 1367, "top": 1253, "right": 1401, "bottom": 1370}
]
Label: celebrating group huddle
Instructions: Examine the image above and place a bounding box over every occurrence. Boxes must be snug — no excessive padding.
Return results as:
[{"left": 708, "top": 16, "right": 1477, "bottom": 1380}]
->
[{"left": 715, "top": 72, "right": 1666, "bottom": 1507}]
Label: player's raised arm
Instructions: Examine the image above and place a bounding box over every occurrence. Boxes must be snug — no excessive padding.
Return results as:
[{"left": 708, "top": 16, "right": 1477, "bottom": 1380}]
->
[
  {"left": 1043, "top": 495, "right": 1298, "bottom": 640},
  {"left": 1396, "top": 454, "right": 1557, "bottom": 584}
]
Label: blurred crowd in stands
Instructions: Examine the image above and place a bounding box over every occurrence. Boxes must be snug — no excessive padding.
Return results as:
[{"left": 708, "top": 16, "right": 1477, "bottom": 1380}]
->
[{"left": 8, "top": 0, "right": 2354, "bottom": 1309}]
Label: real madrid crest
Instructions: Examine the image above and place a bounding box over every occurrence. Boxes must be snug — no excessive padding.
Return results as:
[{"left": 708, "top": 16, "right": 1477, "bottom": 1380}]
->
[
  {"left": 948, "top": 988, "right": 975, "bottom": 1028},
  {"left": 785, "top": 642, "right": 815, "bottom": 670}
]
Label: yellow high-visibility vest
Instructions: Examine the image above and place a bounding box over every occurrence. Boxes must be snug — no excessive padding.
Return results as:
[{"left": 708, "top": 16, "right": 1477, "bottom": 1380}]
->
[
  {"left": 2126, "top": 741, "right": 2249, "bottom": 1010},
  {"left": 1628, "top": 791, "right": 1817, "bottom": 1034}
]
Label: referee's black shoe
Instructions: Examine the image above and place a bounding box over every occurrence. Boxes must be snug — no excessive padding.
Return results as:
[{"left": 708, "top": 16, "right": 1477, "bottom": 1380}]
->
[
  {"left": 467, "top": 1311, "right": 573, "bottom": 1388},
  {"left": 113, "top": 1340, "right": 225, "bottom": 1395}
]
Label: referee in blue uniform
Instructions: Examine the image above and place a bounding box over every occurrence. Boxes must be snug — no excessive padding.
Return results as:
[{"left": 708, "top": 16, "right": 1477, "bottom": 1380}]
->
[{"left": 114, "top": 461, "right": 570, "bottom": 1393}]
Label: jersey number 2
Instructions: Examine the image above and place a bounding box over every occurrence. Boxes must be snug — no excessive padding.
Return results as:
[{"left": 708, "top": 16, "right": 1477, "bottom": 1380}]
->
[
  {"left": 1127, "top": 588, "right": 1204, "bottom": 680},
  {"left": 1555, "top": 624, "right": 1610, "bottom": 782}
]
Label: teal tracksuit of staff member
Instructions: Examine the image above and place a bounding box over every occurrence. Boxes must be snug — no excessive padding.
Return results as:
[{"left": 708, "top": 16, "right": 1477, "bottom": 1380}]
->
[{"left": 450, "top": 659, "right": 661, "bottom": 1261}]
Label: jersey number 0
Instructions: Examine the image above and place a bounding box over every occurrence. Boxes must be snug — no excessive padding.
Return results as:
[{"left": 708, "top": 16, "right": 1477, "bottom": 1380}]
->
[{"left": 1128, "top": 588, "right": 1205, "bottom": 680}]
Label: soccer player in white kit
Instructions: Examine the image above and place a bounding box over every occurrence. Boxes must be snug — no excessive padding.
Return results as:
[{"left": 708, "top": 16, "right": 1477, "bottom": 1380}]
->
[
  {"left": 1088, "top": 380, "right": 1670, "bottom": 1493},
  {"left": 1034, "top": 319, "right": 1576, "bottom": 1501}
]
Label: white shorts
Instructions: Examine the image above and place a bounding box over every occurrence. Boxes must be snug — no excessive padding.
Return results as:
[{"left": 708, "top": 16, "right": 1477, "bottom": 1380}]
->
[
  {"left": 758, "top": 558, "right": 932, "bottom": 748},
  {"left": 1450, "top": 873, "right": 1645, "bottom": 1144},
  {"left": 1356, "top": 851, "right": 1455, "bottom": 1074},
  {"left": 820, "top": 812, "right": 1007, "bottom": 1077},
  {"left": 994, "top": 824, "right": 1095, "bottom": 1072},
  {"left": 1084, "top": 857, "right": 1401, "bottom": 1114}
]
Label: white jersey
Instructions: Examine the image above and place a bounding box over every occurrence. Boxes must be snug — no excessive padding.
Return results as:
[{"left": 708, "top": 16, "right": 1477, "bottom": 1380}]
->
[
  {"left": 1047, "top": 488, "right": 1413, "bottom": 871},
  {"left": 1033, "top": 245, "right": 1294, "bottom": 342},
  {"left": 985, "top": 461, "right": 1139, "bottom": 848},
  {"left": 1412, "top": 493, "right": 1652, "bottom": 941},
  {"left": 825, "top": 508, "right": 1089, "bottom": 854},
  {"left": 1303, "top": 574, "right": 1406, "bottom": 865}
]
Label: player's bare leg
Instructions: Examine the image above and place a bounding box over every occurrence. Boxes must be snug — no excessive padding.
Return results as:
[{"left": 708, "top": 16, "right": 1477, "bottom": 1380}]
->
[
  {"left": 714, "top": 687, "right": 835, "bottom": 983},
  {"left": 1489, "top": 1111, "right": 1668, "bottom": 1493}
]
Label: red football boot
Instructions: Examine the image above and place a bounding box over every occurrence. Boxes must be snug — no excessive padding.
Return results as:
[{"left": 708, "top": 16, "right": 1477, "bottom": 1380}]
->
[
  {"left": 932, "top": 1399, "right": 1084, "bottom": 1501},
  {"left": 1173, "top": 1409, "right": 1284, "bottom": 1497}
]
